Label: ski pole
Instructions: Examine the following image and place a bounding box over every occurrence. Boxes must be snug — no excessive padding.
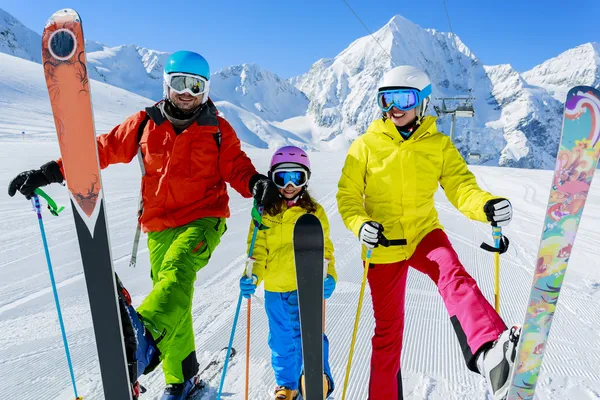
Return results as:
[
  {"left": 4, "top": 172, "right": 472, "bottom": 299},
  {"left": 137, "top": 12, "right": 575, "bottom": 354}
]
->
[
  {"left": 342, "top": 234, "right": 406, "bottom": 400},
  {"left": 480, "top": 223, "right": 509, "bottom": 314},
  {"left": 323, "top": 260, "right": 328, "bottom": 332},
  {"left": 341, "top": 247, "right": 372, "bottom": 400},
  {"left": 31, "top": 193, "right": 82, "bottom": 400},
  {"left": 218, "top": 207, "right": 263, "bottom": 400},
  {"left": 244, "top": 260, "right": 253, "bottom": 400},
  {"left": 492, "top": 225, "right": 502, "bottom": 313}
]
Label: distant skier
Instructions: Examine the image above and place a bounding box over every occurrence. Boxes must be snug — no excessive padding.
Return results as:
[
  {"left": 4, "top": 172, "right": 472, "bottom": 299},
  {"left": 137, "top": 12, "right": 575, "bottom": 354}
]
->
[
  {"left": 240, "top": 146, "right": 337, "bottom": 400},
  {"left": 8, "top": 51, "right": 280, "bottom": 399},
  {"left": 336, "top": 65, "right": 520, "bottom": 400}
]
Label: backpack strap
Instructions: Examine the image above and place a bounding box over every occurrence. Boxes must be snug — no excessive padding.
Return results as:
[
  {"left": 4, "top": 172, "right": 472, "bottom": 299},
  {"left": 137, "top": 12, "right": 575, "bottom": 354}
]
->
[
  {"left": 137, "top": 113, "right": 151, "bottom": 144},
  {"left": 129, "top": 112, "right": 150, "bottom": 268},
  {"left": 213, "top": 129, "right": 222, "bottom": 151}
]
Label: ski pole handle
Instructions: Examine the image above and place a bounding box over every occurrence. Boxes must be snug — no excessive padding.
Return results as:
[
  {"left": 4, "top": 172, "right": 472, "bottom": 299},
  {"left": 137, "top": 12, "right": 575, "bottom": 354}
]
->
[
  {"left": 34, "top": 188, "right": 64, "bottom": 216},
  {"left": 378, "top": 233, "right": 407, "bottom": 247}
]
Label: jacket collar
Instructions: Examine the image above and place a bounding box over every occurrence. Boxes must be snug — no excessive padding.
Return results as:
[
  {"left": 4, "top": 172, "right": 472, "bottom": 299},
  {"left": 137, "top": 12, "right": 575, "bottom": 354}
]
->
[{"left": 366, "top": 115, "right": 438, "bottom": 143}]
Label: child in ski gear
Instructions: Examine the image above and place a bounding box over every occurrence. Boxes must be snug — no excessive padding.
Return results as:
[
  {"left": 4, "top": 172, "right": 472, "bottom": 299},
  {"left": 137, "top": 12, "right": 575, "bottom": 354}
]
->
[
  {"left": 8, "top": 50, "right": 280, "bottom": 400},
  {"left": 337, "top": 65, "right": 519, "bottom": 400},
  {"left": 239, "top": 146, "right": 337, "bottom": 400}
]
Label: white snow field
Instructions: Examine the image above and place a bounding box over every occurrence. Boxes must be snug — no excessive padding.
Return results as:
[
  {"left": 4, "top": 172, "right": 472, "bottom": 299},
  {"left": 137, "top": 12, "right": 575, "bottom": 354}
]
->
[
  {"left": 1, "top": 142, "right": 600, "bottom": 400},
  {"left": 0, "top": 42, "right": 599, "bottom": 400}
]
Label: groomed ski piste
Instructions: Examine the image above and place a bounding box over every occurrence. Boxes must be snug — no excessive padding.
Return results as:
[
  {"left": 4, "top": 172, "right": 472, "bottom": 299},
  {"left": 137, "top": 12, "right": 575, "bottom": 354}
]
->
[{"left": 1, "top": 54, "right": 600, "bottom": 400}]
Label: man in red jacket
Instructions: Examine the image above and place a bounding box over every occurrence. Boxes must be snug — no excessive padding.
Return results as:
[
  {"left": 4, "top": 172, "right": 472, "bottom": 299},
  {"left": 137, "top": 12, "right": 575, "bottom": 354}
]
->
[{"left": 8, "top": 51, "right": 279, "bottom": 400}]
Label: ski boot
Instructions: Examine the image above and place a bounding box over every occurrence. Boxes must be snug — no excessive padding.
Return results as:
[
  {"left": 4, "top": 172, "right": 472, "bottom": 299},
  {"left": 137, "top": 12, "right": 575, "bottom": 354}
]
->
[
  {"left": 299, "top": 373, "right": 333, "bottom": 399},
  {"left": 161, "top": 376, "right": 201, "bottom": 400},
  {"left": 116, "top": 274, "right": 160, "bottom": 398},
  {"left": 274, "top": 385, "right": 299, "bottom": 400},
  {"left": 477, "top": 325, "right": 521, "bottom": 400}
]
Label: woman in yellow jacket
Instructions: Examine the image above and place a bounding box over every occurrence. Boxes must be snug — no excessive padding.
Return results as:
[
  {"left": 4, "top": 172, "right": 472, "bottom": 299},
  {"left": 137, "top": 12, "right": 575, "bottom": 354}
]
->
[
  {"left": 337, "top": 66, "right": 519, "bottom": 400},
  {"left": 240, "top": 146, "right": 336, "bottom": 400}
]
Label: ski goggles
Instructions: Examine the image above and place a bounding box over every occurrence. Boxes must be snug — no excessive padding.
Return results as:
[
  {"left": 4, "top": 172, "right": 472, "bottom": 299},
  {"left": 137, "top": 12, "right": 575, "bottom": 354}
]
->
[
  {"left": 377, "top": 85, "right": 432, "bottom": 112},
  {"left": 271, "top": 168, "right": 309, "bottom": 189},
  {"left": 164, "top": 72, "right": 209, "bottom": 96}
]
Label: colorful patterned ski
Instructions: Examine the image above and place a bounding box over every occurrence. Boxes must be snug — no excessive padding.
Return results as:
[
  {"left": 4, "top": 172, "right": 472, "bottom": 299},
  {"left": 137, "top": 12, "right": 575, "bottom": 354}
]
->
[
  {"left": 507, "top": 86, "right": 600, "bottom": 400},
  {"left": 42, "top": 9, "right": 133, "bottom": 400}
]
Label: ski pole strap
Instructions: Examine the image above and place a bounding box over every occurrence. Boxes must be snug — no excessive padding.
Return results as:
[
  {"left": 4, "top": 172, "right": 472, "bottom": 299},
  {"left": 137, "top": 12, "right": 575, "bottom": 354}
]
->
[
  {"left": 34, "top": 188, "right": 64, "bottom": 216},
  {"left": 480, "top": 235, "right": 510, "bottom": 254},
  {"left": 251, "top": 202, "right": 269, "bottom": 230},
  {"left": 378, "top": 234, "right": 407, "bottom": 247}
]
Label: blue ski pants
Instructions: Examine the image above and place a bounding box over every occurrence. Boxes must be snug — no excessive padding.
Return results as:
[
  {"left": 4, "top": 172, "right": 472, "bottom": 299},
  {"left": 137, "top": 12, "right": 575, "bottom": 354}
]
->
[{"left": 264, "top": 290, "right": 334, "bottom": 391}]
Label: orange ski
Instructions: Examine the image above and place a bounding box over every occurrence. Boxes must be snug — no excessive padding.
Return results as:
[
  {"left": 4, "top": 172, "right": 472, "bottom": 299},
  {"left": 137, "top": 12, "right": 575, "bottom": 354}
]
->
[{"left": 42, "top": 9, "right": 133, "bottom": 400}]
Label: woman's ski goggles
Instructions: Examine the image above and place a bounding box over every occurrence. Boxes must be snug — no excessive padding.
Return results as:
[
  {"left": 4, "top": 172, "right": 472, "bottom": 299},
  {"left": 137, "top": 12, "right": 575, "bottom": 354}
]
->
[
  {"left": 164, "top": 72, "right": 209, "bottom": 96},
  {"left": 271, "top": 168, "right": 308, "bottom": 189},
  {"left": 377, "top": 85, "right": 432, "bottom": 112}
]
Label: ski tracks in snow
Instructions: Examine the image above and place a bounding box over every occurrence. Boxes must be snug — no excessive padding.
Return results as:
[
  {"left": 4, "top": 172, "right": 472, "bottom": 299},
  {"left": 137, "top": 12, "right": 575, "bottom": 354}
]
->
[{"left": 1, "top": 148, "right": 600, "bottom": 399}]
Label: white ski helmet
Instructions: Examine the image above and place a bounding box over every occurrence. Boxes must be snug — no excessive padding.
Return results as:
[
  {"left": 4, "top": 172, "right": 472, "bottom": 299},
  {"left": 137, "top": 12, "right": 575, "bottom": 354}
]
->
[{"left": 378, "top": 65, "right": 432, "bottom": 120}]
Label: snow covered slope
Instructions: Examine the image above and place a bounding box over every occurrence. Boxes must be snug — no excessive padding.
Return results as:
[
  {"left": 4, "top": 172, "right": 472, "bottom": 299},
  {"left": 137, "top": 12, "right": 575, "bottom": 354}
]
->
[
  {"left": 0, "top": 50, "right": 308, "bottom": 150},
  {"left": 1, "top": 7, "right": 598, "bottom": 167},
  {"left": 0, "top": 52, "right": 154, "bottom": 139},
  {"left": 1, "top": 142, "right": 599, "bottom": 399}
]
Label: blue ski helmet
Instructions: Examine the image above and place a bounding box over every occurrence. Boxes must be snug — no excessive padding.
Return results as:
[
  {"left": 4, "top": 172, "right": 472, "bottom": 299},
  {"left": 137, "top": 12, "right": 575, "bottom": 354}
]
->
[
  {"left": 164, "top": 51, "right": 210, "bottom": 79},
  {"left": 163, "top": 51, "right": 211, "bottom": 103}
]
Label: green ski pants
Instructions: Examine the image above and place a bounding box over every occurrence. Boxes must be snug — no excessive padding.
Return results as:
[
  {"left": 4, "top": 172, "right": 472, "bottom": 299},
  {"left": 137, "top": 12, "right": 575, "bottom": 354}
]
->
[{"left": 137, "top": 217, "right": 226, "bottom": 384}]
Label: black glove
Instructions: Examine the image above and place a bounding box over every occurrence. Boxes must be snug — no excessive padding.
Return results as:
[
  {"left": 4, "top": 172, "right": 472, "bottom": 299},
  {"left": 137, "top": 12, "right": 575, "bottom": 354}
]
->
[
  {"left": 359, "top": 221, "right": 384, "bottom": 249},
  {"left": 249, "top": 173, "right": 280, "bottom": 208},
  {"left": 484, "top": 198, "right": 512, "bottom": 227},
  {"left": 8, "top": 161, "right": 64, "bottom": 199}
]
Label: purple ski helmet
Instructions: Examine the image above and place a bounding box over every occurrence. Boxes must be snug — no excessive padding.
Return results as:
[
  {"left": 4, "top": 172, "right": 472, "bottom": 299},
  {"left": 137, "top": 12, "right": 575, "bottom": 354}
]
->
[{"left": 269, "top": 146, "right": 311, "bottom": 173}]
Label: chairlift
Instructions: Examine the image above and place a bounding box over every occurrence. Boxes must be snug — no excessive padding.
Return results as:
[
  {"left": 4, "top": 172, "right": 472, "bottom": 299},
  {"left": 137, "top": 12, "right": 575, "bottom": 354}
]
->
[{"left": 455, "top": 104, "right": 475, "bottom": 118}]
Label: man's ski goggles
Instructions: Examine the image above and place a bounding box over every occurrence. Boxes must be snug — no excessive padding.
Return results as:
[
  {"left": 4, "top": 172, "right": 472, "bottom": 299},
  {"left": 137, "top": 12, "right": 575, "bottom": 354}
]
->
[
  {"left": 377, "top": 85, "right": 432, "bottom": 112},
  {"left": 164, "top": 72, "right": 209, "bottom": 96},
  {"left": 272, "top": 168, "right": 308, "bottom": 189}
]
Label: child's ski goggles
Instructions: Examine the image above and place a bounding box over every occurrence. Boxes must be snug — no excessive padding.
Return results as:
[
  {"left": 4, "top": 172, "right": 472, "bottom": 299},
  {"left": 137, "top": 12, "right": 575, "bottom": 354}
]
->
[
  {"left": 271, "top": 168, "right": 308, "bottom": 189},
  {"left": 377, "top": 85, "right": 432, "bottom": 112},
  {"left": 164, "top": 72, "right": 209, "bottom": 96}
]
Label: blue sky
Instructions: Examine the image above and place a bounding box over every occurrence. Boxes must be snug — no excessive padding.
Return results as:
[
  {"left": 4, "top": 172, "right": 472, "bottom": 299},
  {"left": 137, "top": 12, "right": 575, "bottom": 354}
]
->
[{"left": 2, "top": 0, "right": 598, "bottom": 78}]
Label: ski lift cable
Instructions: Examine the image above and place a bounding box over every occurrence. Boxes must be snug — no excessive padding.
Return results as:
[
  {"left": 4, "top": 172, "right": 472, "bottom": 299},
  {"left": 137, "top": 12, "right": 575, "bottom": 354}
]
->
[
  {"left": 340, "top": 0, "right": 396, "bottom": 66},
  {"left": 442, "top": 0, "right": 455, "bottom": 37}
]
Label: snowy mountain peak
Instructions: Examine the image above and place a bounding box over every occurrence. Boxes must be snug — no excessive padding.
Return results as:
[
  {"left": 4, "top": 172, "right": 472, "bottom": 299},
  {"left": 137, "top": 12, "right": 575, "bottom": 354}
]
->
[
  {"left": 211, "top": 63, "right": 308, "bottom": 121},
  {"left": 84, "top": 40, "right": 107, "bottom": 53},
  {"left": 522, "top": 42, "right": 600, "bottom": 101},
  {"left": 294, "top": 13, "right": 483, "bottom": 145},
  {"left": 0, "top": 8, "right": 41, "bottom": 63},
  {"left": 385, "top": 13, "right": 426, "bottom": 36},
  {"left": 85, "top": 44, "right": 170, "bottom": 100},
  {"left": 214, "top": 63, "right": 289, "bottom": 90}
]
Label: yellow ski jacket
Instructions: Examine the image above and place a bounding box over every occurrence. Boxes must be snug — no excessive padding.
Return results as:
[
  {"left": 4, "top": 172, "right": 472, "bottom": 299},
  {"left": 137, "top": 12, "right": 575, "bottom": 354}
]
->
[
  {"left": 247, "top": 201, "right": 336, "bottom": 292},
  {"left": 337, "top": 116, "right": 500, "bottom": 264}
]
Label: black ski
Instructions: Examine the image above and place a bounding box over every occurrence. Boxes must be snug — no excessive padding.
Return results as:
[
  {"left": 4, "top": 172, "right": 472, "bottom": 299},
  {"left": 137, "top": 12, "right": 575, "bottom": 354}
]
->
[
  {"left": 293, "top": 213, "right": 325, "bottom": 399},
  {"left": 42, "top": 8, "right": 132, "bottom": 399}
]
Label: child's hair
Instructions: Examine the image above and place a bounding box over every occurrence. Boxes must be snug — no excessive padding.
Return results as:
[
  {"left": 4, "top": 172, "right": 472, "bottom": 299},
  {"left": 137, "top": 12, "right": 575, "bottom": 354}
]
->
[{"left": 264, "top": 189, "right": 317, "bottom": 216}]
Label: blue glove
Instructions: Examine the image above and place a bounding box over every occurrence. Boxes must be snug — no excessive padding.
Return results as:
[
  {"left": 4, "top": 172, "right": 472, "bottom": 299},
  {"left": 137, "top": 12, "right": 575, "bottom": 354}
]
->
[
  {"left": 240, "top": 275, "right": 258, "bottom": 299},
  {"left": 324, "top": 274, "right": 336, "bottom": 299}
]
